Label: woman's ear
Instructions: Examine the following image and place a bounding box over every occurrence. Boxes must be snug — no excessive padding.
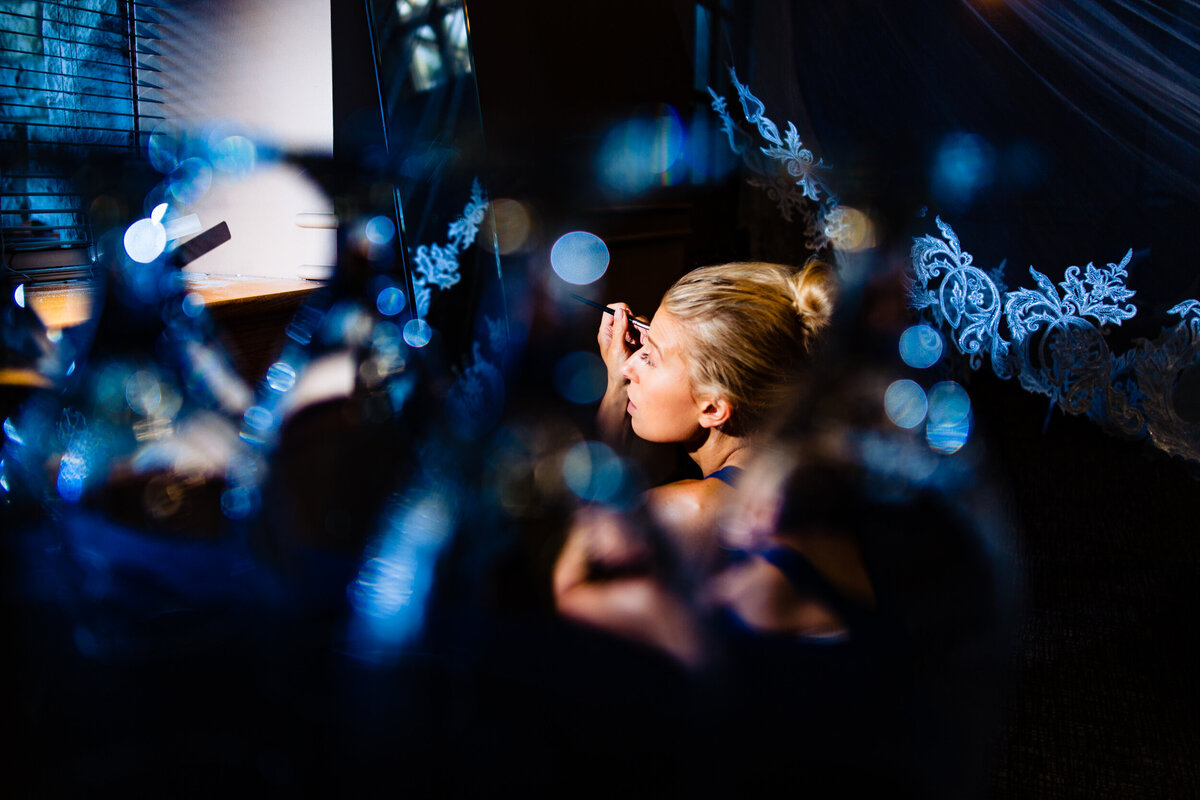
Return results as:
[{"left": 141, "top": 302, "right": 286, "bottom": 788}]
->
[{"left": 697, "top": 395, "right": 732, "bottom": 429}]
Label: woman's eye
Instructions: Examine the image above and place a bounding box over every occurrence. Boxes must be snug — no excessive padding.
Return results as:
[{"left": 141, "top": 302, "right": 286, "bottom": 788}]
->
[{"left": 639, "top": 351, "right": 654, "bottom": 366}]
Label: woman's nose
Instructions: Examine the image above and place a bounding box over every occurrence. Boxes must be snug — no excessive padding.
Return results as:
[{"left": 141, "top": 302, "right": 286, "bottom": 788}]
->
[{"left": 620, "top": 353, "right": 637, "bottom": 381}]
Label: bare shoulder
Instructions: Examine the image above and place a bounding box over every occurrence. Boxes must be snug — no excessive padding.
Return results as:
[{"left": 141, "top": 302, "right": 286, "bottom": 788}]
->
[
  {"left": 645, "top": 477, "right": 730, "bottom": 513},
  {"left": 645, "top": 477, "right": 738, "bottom": 566}
]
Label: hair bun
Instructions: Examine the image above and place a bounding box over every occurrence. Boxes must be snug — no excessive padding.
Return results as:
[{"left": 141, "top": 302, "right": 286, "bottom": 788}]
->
[{"left": 789, "top": 258, "right": 837, "bottom": 344}]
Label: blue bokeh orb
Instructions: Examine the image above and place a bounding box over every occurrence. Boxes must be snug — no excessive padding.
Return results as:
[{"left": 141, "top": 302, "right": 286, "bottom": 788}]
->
[
  {"left": 211, "top": 134, "right": 257, "bottom": 178},
  {"left": 403, "top": 318, "right": 433, "bottom": 347},
  {"left": 563, "top": 441, "right": 626, "bottom": 504},
  {"left": 365, "top": 215, "right": 396, "bottom": 245},
  {"left": 932, "top": 131, "right": 995, "bottom": 207},
  {"left": 884, "top": 379, "right": 929, "bottom": 429},
  {"left": 899, "top": 324, "right": 944, "bottom": 369},
  {"left": 926, "top": 381, "right": 972, "bottom": 454},
  {"left": 550, "top": 231, "right": 610, "bottom": 285},
  {"left": 376, "top": 286, "right": 407, "bottom": 317},
  {"left": 168, "top": 157, "right": 213, "bottom": 205},
  {"left": 265, "top": 361, "right": 297, "bottom": 393},
  {"left": 554, "top": 351, "right": 607, "bottom": 405},
  {"left": 123, "top": 216, "right": 166, "bottom": 264}
]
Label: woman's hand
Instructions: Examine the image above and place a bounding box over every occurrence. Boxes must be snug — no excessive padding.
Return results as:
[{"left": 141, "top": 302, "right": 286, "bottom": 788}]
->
[
  {"left": 595, "top": 302, "right": 642, "bottom": 444},
  {"left": 597, "top": 302, "right": 640, "bottom": 386}
]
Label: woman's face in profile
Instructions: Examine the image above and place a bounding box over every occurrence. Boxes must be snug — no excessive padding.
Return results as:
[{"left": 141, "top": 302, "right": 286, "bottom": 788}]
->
[{"left": 620, "top": 307, "right": 704, "bottom": 443}]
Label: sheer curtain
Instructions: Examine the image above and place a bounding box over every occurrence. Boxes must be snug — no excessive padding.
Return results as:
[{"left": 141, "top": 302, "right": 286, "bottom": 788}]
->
[{"left": 964, "top": 0, "right": 1200, "bottom": 199}]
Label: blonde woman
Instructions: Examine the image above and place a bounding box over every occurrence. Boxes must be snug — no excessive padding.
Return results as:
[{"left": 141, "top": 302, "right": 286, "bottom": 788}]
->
[
  {"left": 595, "top": 260, "right": 836, "bottom": 568},
  {"left": 550, "top": 260, "right": 836, "bottom": 662}
]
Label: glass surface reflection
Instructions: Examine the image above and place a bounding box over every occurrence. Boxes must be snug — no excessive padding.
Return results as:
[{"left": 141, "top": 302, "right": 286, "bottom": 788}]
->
[{"left": 366, "top": 0, "right": 504, "bottom": 367}]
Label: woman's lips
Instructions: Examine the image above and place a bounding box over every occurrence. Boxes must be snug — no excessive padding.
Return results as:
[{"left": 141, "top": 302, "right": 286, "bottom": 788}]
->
[{"left": 627, "top": 399, "right": 637, "bottom": 414}]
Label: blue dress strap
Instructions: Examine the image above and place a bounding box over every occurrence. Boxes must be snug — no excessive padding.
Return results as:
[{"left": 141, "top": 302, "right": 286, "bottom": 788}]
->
[{"left": 705, "top": 465, "right": 744, "bottom": 486}]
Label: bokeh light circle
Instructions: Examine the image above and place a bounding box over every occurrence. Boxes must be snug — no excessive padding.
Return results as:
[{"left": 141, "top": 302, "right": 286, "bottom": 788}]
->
[
  {"left": 365, "top": 215, "right": 396, "bottom": 245},
  {"left": 646, "top": 107, "right": 685, "bottom": 175},
  {"left": 554, "top": 351, "right": 607, "bottom": 405},
  {"left": 598, "top": 106, "right": 686, "bottom": 194},
  {"left": 550, "top": 231, "right": 609, "bottom": 285},
  {"left": 168, "top": 157, "right": 213, "bottom": 205},
  {"left": 373, "top": 320, "right": 403, "bottom": 350},
  {"left": 147, "top": 124, "right": 183, "bottom": 173},
  {"left": 123, "top": 215, "right": 167, "bottom": 263},
  {"left": 181, "top": 291, "right": 206, "bottom": 318},
  {"left": 482, "top": 198, "right": 533, "bottom": 255},
  {"left": 211, "top": 134, "right": 257, "bottom": 177},
  {"left": 265, "top": 361, "right": 297, "bottom": 393},
  {"left": 403, "top": 318, "right": 433, "bottom": 347},
  {"left": 884, "top": 379, "right": 929, "bottom": 429},
  {"left": 124, "top": 370, "right": 162, "bottom": 416},
  {"left": 824, "top": 206, "right": 875, "bottom": 252},
  {"left": 243, "top": 405, "right": 274, "bottom": 432},
  {"left": 932, "top": 131, "right": 996, "bottom": 206},
  {"left": 926, "top": 418, "right": 971, "bottom": 454},
  {"left": 926, "top": 380, "right": 972, "bottom": 454},
  {"left": 927, "top": 381, "right": 971, "bottom": 425},
  {"left": 376, "top": 286, "right": 407, "bottom": 316},
  {"left": 563, "top": 440, "right": 626, "bottom": 504},
  {"left": 899, "top": 324, "right": 944, "bottom": 369}
]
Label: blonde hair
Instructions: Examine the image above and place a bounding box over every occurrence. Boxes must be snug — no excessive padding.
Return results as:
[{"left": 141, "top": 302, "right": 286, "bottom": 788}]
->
[{"left": 660, "top": 259, "right": 836, "bottom": 435}]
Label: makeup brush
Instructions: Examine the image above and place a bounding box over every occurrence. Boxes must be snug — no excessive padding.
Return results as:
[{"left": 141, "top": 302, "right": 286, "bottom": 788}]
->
[{"left": 571, "top": 294, "right": 650, "bottom": 333}]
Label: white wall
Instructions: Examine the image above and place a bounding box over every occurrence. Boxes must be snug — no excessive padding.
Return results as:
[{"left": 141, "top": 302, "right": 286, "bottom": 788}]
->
[{"left": 156, "top": 0, "right": 336, "bottom": 279}]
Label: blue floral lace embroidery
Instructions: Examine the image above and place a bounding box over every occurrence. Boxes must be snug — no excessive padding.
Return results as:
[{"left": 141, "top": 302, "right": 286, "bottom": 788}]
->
[
  {"left": 911, "top": 217, "right": 1200, "bottom": 463},
  {"left": 708, "top": 68, "right": 839, "bottom": 250},
  {"left": 411, "top": 178, "right": 488, "bottom": 317}
]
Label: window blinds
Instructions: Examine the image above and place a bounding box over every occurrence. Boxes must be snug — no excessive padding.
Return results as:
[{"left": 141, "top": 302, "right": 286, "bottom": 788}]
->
[{"left": 1, "top": 1, "right": 165, "bottom": 278}]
